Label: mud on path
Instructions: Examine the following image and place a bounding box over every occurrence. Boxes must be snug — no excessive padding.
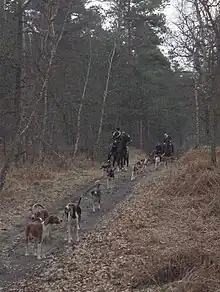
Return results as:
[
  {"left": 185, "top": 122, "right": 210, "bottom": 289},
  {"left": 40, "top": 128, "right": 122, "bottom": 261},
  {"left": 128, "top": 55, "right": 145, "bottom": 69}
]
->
[{"left": 0, "top": 160, "right": 162, "bottom": 290}]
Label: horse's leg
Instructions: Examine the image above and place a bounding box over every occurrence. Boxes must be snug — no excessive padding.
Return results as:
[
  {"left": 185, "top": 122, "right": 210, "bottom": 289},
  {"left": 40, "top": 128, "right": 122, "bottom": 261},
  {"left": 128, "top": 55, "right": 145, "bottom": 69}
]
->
[
  {"left": 120, "top": 152, "right": 124, "bottom": 170},
  {"left": 113, "top": 153, "right": 118, "bottom": 167},
  {"left": 116, "top": 154, "right": 120, "bottom": 171},
  {"left": 123, "top": 153, "right": 128, "bottom": 171},
  {"left": 126, "top": 153, "right": 129, "bottom": 167}
]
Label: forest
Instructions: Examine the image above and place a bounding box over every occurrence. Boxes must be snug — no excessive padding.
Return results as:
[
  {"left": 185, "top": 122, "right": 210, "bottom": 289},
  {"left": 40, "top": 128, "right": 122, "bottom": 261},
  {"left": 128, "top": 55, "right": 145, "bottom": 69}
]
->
[{"left": 0, "top": 0, "right": 219, "bottom": 168}]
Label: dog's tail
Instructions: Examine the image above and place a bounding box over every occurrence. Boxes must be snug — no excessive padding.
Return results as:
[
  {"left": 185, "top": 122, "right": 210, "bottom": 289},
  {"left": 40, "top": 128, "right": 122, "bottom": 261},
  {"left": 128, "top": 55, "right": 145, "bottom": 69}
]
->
[
  {"left": 77, "top": 196, "right": 82, "bottom": 207},
  {"left": 31, "top": 203, "right": 45, "bottom": 213}
]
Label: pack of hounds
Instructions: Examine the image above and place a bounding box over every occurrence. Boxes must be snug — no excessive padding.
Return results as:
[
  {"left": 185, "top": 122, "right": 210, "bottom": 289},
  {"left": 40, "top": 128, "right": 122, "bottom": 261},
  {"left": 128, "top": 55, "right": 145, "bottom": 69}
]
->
[
  {"left": 25, "top": 150, "right": 174, "bottom": 260},
  {"left": 25, "top": 180, "right": 102, "bottom": 260}
]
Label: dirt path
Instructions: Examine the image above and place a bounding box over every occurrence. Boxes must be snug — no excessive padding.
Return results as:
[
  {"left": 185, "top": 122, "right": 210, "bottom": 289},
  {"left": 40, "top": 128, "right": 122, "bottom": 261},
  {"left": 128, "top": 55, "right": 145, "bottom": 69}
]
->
[{"left": 0, "top": 161, "right": 162, "bottom": 290}]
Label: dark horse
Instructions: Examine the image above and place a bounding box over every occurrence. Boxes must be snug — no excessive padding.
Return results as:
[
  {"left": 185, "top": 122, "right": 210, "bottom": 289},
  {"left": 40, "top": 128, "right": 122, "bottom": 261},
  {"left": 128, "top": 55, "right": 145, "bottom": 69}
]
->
[
  {"left": 116, "top": 133, "right": 131, "bottom": 169},
  {"left": 108, "top": 133, "right": 131, "bottom": 170},
  {"left": 108, "top": 140, "right": 119, "bottom": 168},
  {"left": 162, "top": 141, "right": 174, "bottom": 166},
  {"left": 163, "top": 141, "right": 174, "bottom": 157},
  {"left": 123, "top": 146, "right": 129, "bottom": 168}
]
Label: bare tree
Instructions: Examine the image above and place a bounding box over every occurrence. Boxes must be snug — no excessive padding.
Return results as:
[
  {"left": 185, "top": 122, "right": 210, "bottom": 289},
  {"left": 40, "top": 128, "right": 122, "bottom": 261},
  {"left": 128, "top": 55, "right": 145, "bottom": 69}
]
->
[
  {"left": 169, "top": 0, "right": 219, "bottom": 164},
  {"left": 96, "top": 1, "right": 122, "bottom": 146},
  {"left": 73, "top": 31, "right": 92, "bottom": 159},
  {"left": 39, "top": 0, "right": 65, "bottom": 160},
  {"left": 0, "top": 2, "right": 72, "bottom": 191}
]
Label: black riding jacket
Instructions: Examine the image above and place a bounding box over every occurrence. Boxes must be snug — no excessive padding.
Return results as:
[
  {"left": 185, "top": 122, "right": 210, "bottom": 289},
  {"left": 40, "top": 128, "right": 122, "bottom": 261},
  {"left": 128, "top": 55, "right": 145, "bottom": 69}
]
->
[{"left": 163, "top": 135, "right": 172, "bottom": 144}]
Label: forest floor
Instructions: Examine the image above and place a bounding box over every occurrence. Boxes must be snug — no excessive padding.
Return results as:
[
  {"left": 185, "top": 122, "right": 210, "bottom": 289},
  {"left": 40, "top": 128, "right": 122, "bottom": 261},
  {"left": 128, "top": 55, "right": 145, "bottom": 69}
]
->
[{"left": 1, "top": 147, "right": 219, "bottom": 292}]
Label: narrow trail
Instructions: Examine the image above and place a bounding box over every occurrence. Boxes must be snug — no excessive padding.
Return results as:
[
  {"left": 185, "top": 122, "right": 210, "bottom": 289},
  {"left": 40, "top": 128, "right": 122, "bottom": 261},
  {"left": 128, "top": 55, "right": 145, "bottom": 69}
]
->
[{"left": 0, "top": 160, "right": 163, "bottom": 290}]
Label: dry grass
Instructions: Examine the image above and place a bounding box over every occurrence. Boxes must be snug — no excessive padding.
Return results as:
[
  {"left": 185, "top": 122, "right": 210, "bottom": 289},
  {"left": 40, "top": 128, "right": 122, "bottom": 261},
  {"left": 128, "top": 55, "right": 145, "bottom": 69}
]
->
[
  {"left": 0, "top": 154, "right": 102, "bottom": 229},
  {"left": 0, "top": 148, "right": 144, "bottom": 230},
  {"left": 16, "top": 147, "right": 220, "bottom": 292}
]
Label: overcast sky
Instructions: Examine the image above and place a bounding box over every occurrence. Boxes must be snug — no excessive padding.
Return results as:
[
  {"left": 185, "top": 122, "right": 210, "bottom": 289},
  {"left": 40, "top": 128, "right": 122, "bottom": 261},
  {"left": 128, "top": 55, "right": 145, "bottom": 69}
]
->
[
  {"left": 164, "top": 0, "right": 177, "bottom": 26},
  {"left": 90, "top": 0, "right": 178, "bottom": 25},
  {"left": 90, "top": 0, "right": 178, "bottom": 58}
]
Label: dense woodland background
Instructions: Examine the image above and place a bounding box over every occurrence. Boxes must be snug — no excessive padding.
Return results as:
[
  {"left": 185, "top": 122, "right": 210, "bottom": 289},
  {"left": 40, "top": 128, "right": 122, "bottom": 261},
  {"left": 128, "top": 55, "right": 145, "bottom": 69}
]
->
[{"left": 0, "top": 0, "right": 219, "bottom": 167}]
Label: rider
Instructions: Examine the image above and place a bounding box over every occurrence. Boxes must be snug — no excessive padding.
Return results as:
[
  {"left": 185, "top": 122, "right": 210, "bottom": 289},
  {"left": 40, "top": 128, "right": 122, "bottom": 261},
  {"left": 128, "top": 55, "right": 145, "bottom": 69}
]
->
[
  {"left": 163, "top": 133, "right": 172, "bottom": 144},
  {"left": 109, "top": 127, "right": 121, "bottom": 160},
  {"left": 112, "top": 127, "right": 122, "bottom": 141},
  {"left": 163, "top": 133, "right": 173, "bottom": 155}
]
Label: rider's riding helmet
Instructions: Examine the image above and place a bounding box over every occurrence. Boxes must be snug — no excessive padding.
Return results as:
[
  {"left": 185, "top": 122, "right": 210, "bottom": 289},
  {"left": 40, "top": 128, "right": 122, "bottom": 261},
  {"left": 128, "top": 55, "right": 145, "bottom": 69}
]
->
[
  {"left": 164, "top": 133, "right": 168, "bottom": 138},
  {"left": 113, "top": 128, "right": 121, "bottom": 140}
]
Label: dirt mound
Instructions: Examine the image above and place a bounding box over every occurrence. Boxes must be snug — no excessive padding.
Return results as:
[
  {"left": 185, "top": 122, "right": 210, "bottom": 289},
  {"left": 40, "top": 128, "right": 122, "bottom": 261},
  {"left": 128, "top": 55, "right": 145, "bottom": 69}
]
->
[{"left": 10, "top": 148, "right": 220, "bottom": 292}]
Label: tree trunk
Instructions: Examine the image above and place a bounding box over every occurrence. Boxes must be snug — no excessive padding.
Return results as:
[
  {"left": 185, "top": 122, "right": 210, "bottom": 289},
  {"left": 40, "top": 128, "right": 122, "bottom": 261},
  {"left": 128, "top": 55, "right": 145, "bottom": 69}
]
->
[
  {"left": 39, "top": 4, "right": 59, "bottom": 161},
  {"left": 194, "top": 78, "right": 200, "bottom": 148},
  {"left": 127, "top": 0, "right": 131, "bottom": 64},
  {"left": 208, "top": 102, "right": 216, "bottom": 165},
  {"left": 140, "top": 119, "right": 143, "bottom": 149},
  {"left": 96, "top": 9, "right": 121, "bottom": 146},
  {"left": 15, "top": 0, "right": 22, "bottom": 132},
  {"left": 39, "top": 87, "right": 48, "bottom": 160},
  {"left": 96, "top": 43, "right": 117, "bottom": 146},
  {"left": 73, "top": 33, "right": 92, "bottom": 159}
]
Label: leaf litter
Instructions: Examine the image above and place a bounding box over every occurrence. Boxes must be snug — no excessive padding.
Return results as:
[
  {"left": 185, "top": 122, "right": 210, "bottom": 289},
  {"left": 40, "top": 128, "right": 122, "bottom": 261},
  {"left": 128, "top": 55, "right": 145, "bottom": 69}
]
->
[{"left": 6, "top": 147, "right": 220, "bottom": 292}]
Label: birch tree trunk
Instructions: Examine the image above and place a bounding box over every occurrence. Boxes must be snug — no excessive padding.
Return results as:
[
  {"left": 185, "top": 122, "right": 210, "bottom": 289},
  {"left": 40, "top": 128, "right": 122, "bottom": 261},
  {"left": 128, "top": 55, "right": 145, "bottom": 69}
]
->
[
  {"left": 39, "top": 3, "right": 60, "bottom": 161},
  {"left": 96, "top": 11, "right": 121, "bottom": 146},
  {"left": 73, "top": 33, "right": 92, "bottom": 159},
  {"left": 194, "top": 77, "right": 200, "bottom": 148}
]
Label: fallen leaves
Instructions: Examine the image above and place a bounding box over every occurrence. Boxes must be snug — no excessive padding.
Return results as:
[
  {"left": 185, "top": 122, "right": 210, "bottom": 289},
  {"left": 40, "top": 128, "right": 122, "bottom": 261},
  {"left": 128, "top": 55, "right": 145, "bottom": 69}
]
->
[{"left": 5, "top": 148, "right": 220, "bottom": 292}]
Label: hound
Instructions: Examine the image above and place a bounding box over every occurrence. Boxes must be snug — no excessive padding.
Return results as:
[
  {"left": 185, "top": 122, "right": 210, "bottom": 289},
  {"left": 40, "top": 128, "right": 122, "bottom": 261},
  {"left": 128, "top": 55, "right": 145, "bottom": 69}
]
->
[
  {"left": 106, "top": 167, "right": 116, "bottom": 189},
  {"left": 154, "top": 155, "right": 161, "bottom": 170},
  {"left": 25, "top": 215, "right": 61, "bottom": 260},
  {"left": 131, "top": 159, "right": 147, "bottom": 181},
  {"left": 31, "top": 203, "right": 49, "bottom": 221},
  {"left": 64, "top": 197, "right": 82, "bottom": 244},
  {"left": 30, "top": 203, "right": 52, "bottom": 241},
  {"left": 100, "top": 160, "right": 111, "bottom": 175},
  {"left": 91, "top": 181, "right": 101, "bottom": 212}
]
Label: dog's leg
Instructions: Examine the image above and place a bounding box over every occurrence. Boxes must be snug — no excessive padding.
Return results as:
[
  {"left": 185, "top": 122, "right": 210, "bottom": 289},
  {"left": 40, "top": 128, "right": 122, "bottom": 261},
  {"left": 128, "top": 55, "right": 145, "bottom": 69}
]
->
[
  {"left": 154, "top": 160, "right": 158, "bottom": 170},
  {"left": 37, "top": 241, "right": 42, "bottom": 260},
  {"left": 25, "top": 237, "right": 29, "bottom": 256},
  {"left": 64, "top": 222, "right": 68, "bottom": 241},
  {"left": 67, "top": 222, "right": 72, "bottom": 244},
  {"left": 76, "top": 216, "right": 79, "bottom": 242},
  {"left": 48, "top": 228, "right": 52, "bottom": 244},
  {"left": 131, "top": 169, "right": 135, "bottom": 181},
  {"left": 143, "top": 158, "right": 148, "bottom": 169},
  {"left": 78, "top": 216, "right": 81, "bottom": 230},
  {"left": 34, "top": 239, "right": 37, "bottom": 256},
  {"left": 92, "top": 198, "right": 95, "bottom": 212},
  {"left": 41, "top": 241, "right": 46, "bottom": 259}
]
